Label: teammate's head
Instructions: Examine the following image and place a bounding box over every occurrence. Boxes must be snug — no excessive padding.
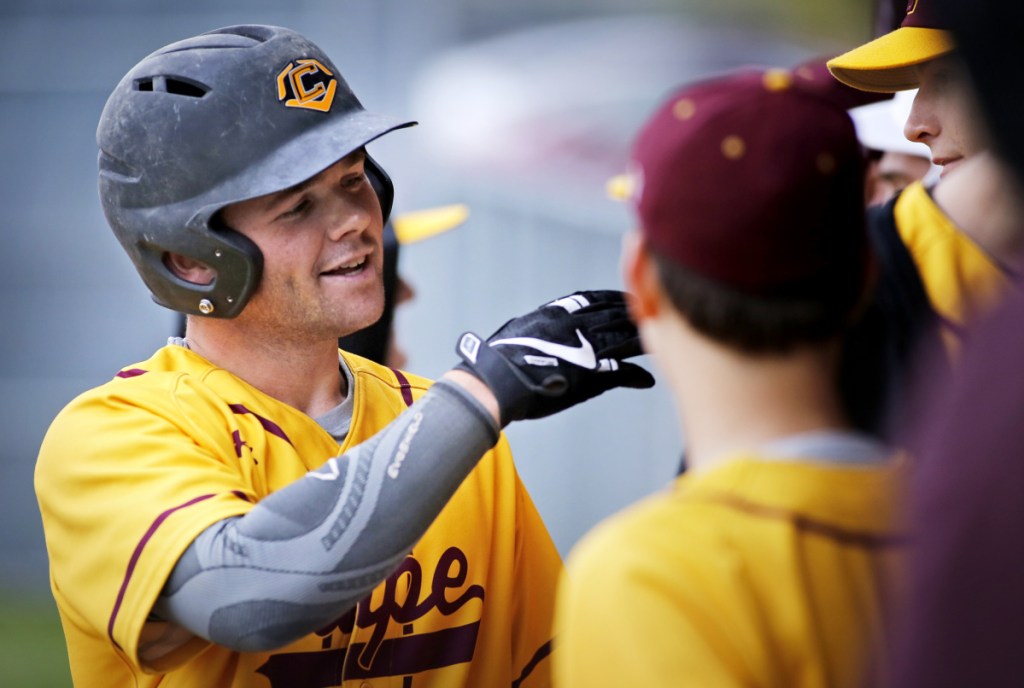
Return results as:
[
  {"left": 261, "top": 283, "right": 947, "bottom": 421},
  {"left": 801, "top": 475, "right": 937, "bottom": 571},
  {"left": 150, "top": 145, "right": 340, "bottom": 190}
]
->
[
  {"left": 901, "top": 55, "right": 988, "bottom": 177},
  {"left": 621, "top": 69, "right": 869, "bottom": 355},
  {"left": 849, "top": 90, "right": 939, "bottom": 203},
  {"left": 97, "top": 25, "right": 415, "bottom": 318},
  {"left": 827, "top": 1, "right": 988, "bottom": 176}
]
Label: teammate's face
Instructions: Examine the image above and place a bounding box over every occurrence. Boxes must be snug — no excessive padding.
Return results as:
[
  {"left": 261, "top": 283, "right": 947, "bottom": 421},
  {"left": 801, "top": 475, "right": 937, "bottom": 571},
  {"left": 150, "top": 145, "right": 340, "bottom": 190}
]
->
[
  {"left": 904, "top": 55, "right": 988, "bottom": 178},
  {"left": 221, "top": 150, "right": 385, "bottom": 342},
  {"left": 865, "top": 151, "right": 934, "bottom": 206}
]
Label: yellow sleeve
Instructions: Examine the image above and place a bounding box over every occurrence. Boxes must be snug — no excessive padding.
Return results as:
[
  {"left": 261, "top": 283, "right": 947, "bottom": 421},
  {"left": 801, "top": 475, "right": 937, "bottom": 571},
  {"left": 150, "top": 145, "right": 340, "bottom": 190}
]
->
[{"left": 35, "top": 377, "right": 254, "bottom": 672}]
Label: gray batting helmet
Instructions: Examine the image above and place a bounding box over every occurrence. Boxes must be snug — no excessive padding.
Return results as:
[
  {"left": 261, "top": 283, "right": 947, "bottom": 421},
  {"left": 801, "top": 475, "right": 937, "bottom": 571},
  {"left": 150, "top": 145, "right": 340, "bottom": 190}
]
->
[{"left": 97, "top": 24, "right": 416, "bottom": 318}]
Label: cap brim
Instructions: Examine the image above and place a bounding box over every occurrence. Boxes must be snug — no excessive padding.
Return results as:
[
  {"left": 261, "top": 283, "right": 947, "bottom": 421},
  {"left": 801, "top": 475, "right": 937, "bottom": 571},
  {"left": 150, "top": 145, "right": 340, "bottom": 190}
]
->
[
  {"left": 827, "top": 27, "right": 956, "bottom": 93},
  {"left": 392, "top": 204, "right": 469, "bottom": 244}
]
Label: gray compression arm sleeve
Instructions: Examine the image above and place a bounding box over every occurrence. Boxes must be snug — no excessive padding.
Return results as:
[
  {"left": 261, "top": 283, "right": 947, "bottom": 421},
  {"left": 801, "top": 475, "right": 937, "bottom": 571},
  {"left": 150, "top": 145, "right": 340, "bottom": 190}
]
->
[{"left": 151, "top": 380, "right": 499, "bottom": 652}]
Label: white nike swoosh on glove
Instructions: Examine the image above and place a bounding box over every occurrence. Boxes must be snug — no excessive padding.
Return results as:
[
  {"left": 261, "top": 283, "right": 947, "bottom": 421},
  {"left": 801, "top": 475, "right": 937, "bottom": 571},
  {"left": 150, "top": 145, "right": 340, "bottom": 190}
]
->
[
  {"left": 547, "top": 294, "right": 591, "bottom": 313},
  {"left": 490, "top": 329, "right": 597, "bottom": 368}
]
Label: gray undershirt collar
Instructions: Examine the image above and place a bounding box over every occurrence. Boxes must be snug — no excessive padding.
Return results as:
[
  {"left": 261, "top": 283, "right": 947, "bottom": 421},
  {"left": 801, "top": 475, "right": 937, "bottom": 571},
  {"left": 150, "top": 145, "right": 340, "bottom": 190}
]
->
[
  {"left": 756, "top": 430, "right": 890, "bottom": 465},
  {"left": 314, "top": 358, "right": 354, "bottom": 443}
]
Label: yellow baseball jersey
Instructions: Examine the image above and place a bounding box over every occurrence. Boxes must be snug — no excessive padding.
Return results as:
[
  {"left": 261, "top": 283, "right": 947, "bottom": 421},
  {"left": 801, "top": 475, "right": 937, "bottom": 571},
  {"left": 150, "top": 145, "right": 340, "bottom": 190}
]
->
[
  {"left": 35, "top": 345, "right": 560, "bottom": 687},
  {"left": 554, "top": 456, "right": 907, "bottom": 688},
  {"left": 895, "top": 180, "right": 1013, "bottom": 351}
]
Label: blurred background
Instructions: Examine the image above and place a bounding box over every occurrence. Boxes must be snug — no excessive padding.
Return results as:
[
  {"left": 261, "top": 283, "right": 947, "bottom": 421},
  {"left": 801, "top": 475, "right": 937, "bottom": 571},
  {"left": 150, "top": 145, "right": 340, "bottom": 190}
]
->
[{"left": 0, "top": 0, "right": 873, "bottom": 683}]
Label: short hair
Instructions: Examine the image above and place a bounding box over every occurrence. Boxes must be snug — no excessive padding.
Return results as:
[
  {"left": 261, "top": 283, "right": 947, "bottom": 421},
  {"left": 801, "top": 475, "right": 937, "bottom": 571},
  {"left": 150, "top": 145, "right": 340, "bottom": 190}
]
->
[{"left": 650, "top": 246, "right": 868, "bottom": 356}]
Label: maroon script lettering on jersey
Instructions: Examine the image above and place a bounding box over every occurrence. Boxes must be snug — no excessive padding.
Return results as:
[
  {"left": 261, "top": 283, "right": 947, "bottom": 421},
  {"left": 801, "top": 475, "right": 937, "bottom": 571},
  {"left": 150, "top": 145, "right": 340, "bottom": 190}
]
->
[{"left": 256, "top": 546, "right": 485, "bottom": 687}]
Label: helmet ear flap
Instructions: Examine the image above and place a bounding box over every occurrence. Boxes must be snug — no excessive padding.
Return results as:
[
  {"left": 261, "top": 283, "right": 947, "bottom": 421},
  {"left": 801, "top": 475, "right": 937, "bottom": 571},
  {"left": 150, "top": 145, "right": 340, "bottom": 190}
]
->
[
  {"left": 143, "top": 212, "right": 263, "bottom": 318},
  {"left": 365, "top": 154, "right": 395, "bottom": 224}
]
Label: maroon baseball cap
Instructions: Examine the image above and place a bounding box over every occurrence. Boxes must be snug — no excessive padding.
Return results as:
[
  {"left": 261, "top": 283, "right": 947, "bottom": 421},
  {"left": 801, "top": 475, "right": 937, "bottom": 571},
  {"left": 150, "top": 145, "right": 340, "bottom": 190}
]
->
[
  {"left": 828, "top": 0, "right": 956, "bottom": 92},
  {"left": 627, "top": 68, "right": 867, "bottom": 300}
]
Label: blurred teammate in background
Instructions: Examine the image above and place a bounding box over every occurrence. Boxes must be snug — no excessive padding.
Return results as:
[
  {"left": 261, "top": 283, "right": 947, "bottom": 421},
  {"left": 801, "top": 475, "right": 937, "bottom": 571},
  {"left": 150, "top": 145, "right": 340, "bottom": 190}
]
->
[
  {"left": 849, "top": 90, "right": 939, "bottom": 206},
  {"left": 880, "top": 0, "right": 1024, "bottom": 684},
  {"left": 827, "top": 0, "right": 1022, "bottom": 438},
  {"left": 828, "top": 0, "right": 1020, "bottom": 352}
]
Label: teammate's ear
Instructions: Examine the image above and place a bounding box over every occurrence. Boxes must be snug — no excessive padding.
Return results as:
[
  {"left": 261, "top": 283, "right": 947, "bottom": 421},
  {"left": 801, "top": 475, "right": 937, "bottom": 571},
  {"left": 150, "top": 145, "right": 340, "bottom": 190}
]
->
[
  {"left": 621, "top": 230, "right": 661, "bottom": 321},
  {"left": 164, "top": 252, "right": 217, "bottom": 286}
]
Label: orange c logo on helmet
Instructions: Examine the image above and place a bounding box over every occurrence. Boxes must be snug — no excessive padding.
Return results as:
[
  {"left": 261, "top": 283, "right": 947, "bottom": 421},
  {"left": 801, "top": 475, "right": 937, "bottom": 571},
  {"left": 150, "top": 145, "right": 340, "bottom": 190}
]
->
[
  {"left": 276, "top": 59, "right": 337, "bottom": 112},
  {"left": 906, "top": 0, "right": 919, "bottom": 15}
]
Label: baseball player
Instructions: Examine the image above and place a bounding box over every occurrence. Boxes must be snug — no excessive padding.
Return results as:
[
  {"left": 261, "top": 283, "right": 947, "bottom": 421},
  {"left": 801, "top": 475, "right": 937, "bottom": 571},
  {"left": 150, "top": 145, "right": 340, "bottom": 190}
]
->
[
  {"left": 872, "top": 1, "right": 1024, "bottom": 683},
  {"left": 828, "top": 0, "right": 1020, "bottom": 354},
  {"left": 554, "top": 69, "right": 906, "bottom": 687},
  {"left": 821, "top": 0, "right": 1024, "bottom": 439},
  {"left": 33, "top": 25, "right": 653, "bottom": 688}
]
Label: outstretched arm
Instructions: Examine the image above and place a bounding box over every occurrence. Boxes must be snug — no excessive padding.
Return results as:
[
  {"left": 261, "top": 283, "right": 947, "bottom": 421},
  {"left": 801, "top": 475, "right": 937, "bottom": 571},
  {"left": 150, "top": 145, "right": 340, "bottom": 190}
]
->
[
  {"left": 151, "top": 377, "right": 497, "bottom": 654},
  {"left": 145, "top": 291, "right": 653, "bottom": 658}
]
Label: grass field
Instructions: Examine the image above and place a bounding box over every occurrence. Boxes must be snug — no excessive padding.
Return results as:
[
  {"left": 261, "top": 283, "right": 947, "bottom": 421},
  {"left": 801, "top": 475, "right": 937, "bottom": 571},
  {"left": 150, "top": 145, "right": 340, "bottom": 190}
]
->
[{"left": 0, "top": 592, "right": 71, "bottom": 687}]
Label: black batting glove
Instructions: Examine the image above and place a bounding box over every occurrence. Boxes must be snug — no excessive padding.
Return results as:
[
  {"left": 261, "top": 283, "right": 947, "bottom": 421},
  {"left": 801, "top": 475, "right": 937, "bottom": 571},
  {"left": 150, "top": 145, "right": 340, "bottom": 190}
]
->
[{"left": 455, "top": 290, "right": 655, "bottom": 426}]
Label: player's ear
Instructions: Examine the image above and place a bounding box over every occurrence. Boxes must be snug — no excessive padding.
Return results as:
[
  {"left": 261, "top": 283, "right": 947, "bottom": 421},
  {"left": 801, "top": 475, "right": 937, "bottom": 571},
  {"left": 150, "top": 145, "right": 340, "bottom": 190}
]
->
[
  {"left": 164, "top": 252, "right": 217, "bottom": 286},
  {"left": 621, "top": 229, "right": 661, "bottom": 322}
]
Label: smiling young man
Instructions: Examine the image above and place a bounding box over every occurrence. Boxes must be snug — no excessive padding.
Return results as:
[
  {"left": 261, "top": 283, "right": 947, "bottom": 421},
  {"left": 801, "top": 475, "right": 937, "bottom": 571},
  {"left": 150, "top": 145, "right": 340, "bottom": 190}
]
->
[
  {"left": 174, "top": 150, "right": 392, "bottom": 409},
  {"left": 33, "top": 25, "right": 653, "bottom": 688}
]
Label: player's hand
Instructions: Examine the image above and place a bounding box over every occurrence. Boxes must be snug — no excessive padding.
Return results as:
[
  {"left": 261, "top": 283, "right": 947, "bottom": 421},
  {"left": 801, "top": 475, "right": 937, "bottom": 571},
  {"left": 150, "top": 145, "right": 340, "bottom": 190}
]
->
[{"left": 455, "top": 290, "right": 655, "bottom": 426}]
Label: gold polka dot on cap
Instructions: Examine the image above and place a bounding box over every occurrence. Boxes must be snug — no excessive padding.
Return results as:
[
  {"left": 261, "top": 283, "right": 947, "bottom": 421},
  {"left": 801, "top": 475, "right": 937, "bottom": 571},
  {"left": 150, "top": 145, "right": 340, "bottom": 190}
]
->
[
  {"left": 722, "top": 135, "right": 745, "bottom": 160},
  {"left": 673, "top": 98, "right": 696, "bottom": 120},
  {"left": 762, "top": 69, "right": 792, "bottom": 92}
]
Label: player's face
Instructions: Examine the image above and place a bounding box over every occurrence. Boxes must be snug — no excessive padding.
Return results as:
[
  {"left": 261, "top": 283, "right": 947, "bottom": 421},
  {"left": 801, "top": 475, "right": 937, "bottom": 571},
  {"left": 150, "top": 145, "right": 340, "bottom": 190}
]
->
[
  {"left": 221, "top": 150, "right": 385, "bottom": 342},
  {"left": 904, "top": 55, "right": 988, "bottom": 178}
]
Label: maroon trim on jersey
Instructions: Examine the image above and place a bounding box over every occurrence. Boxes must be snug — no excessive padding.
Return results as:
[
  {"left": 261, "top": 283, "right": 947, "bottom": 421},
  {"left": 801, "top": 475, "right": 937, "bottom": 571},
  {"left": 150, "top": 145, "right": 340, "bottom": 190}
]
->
[
  {"left": 698, "top": 491, "right": 910, "bottom": 548},
  {"left": 512, "top": 639, "right": 553, "bottom": 688},
  {"left": 255, "top": 621, "right": 480, "bottom": 684},
  {"left": 116, "top": 368, "right": 148, "bottom": 378},
  {"left": 391, "top": 369, "right": 414, "bottom": 407},
  {"left": 107, "top": 493, "right": 217, "bottom": 649},
  {"left": 232, "top": 430, "right": 248, "bottom": 458},
  {"left": 229, "top": 404, "right": 293, "bottom": 445}
]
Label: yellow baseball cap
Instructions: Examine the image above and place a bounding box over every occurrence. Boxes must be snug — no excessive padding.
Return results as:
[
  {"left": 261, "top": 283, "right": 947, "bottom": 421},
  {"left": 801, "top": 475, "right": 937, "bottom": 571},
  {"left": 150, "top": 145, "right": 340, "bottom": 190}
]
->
[
  {"left": 391, "top": 203, "right": 469, "bottom": 244},
  {"left": 827, "top": 0, "right": 955, "bottom": 93}
]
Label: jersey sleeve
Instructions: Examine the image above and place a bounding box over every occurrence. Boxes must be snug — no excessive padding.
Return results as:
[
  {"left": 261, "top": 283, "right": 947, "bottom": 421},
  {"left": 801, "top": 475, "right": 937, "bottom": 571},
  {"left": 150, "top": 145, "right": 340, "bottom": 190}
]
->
[{"left": 35, "top": 375, "right": 257, "bottom": 672}]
